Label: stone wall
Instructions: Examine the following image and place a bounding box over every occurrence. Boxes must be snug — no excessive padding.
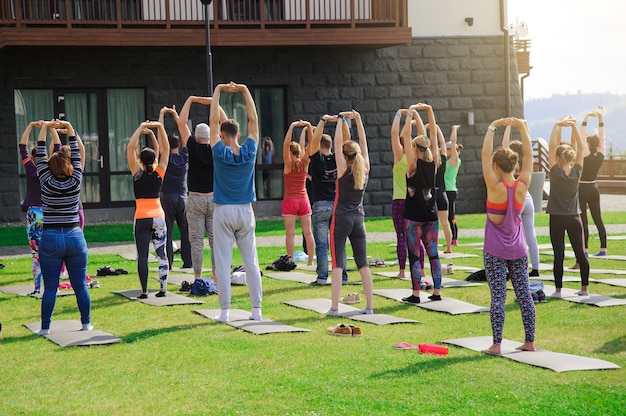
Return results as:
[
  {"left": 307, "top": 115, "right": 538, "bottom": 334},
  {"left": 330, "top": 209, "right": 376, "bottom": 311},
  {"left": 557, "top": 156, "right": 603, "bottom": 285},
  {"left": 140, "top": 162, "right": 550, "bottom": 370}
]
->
[{"left": 0, "top": 37, "right": 523, "bottom": 223}]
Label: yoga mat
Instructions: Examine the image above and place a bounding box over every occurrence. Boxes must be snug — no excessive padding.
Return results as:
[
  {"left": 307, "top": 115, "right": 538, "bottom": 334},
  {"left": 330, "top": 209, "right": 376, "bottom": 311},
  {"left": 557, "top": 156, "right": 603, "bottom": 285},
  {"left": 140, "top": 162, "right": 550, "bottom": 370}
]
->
[
  {"left": 0, "top": 285, "right": 75, "bottom": 298},
  {"left": 284, "top": 298, "right": 419, "bottom": 325},
  {"left": 594, "top": 278, "right": 626, "bottom": 288},
  {"left": 194, "top": 309, "right": 311, "bottom": 335},
  {"left": 150, "top": 274, "right": 190, "bottom": 286},
  {"left": 373, "top": 289, "right": 489, "bottom": 315},
  {"left": 439, "top": 252, "right": 479, "bottom": 259},
  {"left": 371, "top": 271, "right": 483, "bottom": 287},
  {"left": 442, "top": 336, "right": 620, "bottom": 372},
  {"left": 265, "top": 271, "right": 361, "bottom": 285},
  {"left": 114, "top": 289, "right": 205, "bottom": 306},
  {"left": 265, "top": 271, "right": 317, "bottom": 284},
  {"left": 543, "top": 284, "right": 626, "bottom": 307},
  {"left": 529, "top": 275, "right": 585, "bottom": 283},
  {"left": 149, "top": 266, "right": 211, "bottom": 274},
  {"left": 24, "top": 320, "right": 122, "bottom": 347},
  {"left": 540, "top": 251, "right": 626, "bottom": 261},
  {"left": 118, "top": 251, "right": 159, "bottom": 262}
]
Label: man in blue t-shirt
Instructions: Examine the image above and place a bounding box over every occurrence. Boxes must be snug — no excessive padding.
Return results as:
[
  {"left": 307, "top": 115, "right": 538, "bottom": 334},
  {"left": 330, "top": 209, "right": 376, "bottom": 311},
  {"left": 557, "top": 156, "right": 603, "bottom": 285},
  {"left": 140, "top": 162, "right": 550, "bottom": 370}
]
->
[{"left": 210, "top": 82, "right": 263, "bottom": 323}]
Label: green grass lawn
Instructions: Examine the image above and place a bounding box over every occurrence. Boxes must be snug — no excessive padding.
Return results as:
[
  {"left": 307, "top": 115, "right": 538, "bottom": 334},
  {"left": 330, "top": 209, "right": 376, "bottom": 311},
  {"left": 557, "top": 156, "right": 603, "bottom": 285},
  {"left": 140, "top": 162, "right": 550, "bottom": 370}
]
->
[{"left": 0, "top": 216, "right": 625, "bottom": 415}]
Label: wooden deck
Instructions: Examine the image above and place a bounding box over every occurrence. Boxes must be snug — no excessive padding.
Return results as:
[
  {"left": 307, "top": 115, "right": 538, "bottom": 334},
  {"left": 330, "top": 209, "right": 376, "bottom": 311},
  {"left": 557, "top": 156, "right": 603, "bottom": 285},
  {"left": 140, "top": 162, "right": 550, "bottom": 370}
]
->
[{"left": 0, "top": 0, "right": 411, "bottom": 48}]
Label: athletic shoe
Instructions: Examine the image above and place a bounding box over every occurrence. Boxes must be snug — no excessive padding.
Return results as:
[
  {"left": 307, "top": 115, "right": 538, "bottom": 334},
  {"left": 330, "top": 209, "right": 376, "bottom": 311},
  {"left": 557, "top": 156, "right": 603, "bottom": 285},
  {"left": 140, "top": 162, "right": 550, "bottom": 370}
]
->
[
  {"left": 593, "top": 251, "right": 607, "bottom": 257},
  {"left": 428, "top": 294, "right": 442, "bottom": 301},
  {"left": 529, "top": 269, "right": 540, "bottom": 277},
  {"left": 537, "top": 290, "right": 547, "bottom": 303},
  {"left": 155, "top": 291, "right": 166, "bottom": 298},
  {"left": 575, "top": 290, "right": 589, "bottom": 296},
  {"left": 402, "top": 295, "right": 421, "bottom": 304}
]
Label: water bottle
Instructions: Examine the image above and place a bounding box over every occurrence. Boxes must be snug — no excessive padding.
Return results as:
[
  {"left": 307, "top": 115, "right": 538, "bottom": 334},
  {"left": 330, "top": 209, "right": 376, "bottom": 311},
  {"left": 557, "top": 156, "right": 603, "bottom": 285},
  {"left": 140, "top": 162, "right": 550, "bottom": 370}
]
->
[{"left": 418, "top": 343, "right": 449, "bottom": 356}]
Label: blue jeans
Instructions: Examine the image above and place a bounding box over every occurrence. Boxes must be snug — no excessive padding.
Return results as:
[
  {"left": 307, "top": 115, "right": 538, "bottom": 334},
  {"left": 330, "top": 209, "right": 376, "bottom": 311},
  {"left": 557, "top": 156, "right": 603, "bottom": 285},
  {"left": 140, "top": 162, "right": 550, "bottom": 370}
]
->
[
  {"left": 39, "top": 227, "right": 91, "bottom": 330},
  {"left": 312, "top": 201, "right": 347, "bottom": 282}
]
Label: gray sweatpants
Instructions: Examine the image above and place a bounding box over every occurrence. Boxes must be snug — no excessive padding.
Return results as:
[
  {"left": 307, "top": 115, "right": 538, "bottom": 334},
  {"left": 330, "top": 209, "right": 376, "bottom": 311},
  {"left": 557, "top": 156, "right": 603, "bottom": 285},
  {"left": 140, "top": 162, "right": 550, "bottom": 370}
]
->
[
  {"left": 213, "top": 203, "right": 262, "bottom": 309},
  {"left": 186, "top": 193, "right": 215, "bottom": 277}
]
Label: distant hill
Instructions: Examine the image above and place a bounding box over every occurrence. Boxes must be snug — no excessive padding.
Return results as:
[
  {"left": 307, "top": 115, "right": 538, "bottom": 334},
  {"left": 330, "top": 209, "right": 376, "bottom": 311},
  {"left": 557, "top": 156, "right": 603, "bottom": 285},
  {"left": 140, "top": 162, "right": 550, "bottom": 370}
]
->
[{"left": 523, "top": 93, "right": 626, "bottom": 156}]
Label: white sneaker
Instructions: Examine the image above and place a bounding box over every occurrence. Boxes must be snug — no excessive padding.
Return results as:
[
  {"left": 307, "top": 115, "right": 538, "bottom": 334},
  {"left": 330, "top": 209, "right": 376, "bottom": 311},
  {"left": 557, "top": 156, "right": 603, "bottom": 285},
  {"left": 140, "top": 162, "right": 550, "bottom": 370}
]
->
[
  {"left": 575, "top": 290, "right": 589, "bottom": 296},
  {"left": 551, "top": 292, "right": 562, "bottom": 298}
]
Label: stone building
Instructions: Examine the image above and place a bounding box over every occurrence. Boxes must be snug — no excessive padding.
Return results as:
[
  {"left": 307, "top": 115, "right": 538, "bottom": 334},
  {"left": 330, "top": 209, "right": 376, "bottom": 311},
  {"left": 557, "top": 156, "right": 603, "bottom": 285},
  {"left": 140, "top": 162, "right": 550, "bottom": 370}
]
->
[{"left": 0, "top": 0, "right": 523, "bottom": 224}]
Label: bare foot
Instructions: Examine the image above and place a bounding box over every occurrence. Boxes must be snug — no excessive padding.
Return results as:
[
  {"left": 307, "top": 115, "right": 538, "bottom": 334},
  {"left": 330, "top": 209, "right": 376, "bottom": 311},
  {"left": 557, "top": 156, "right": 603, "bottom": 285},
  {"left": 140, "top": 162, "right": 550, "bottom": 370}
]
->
[
  {"left": 395, "top": 271, "right": 406, "bottom": 279},
  {"left": 482, "top": 344, "right": 501, "bottom": 355},
  {"left": 515, "top": 342, "right": 536, "bottom": 352}
]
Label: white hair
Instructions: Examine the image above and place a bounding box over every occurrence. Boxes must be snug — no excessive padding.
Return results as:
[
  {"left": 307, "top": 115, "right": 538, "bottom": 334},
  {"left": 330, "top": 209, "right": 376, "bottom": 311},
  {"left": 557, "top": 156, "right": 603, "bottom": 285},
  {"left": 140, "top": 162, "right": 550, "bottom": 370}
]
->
[{"left": 195, "top": 123, "right": 210, "bottom": 140}]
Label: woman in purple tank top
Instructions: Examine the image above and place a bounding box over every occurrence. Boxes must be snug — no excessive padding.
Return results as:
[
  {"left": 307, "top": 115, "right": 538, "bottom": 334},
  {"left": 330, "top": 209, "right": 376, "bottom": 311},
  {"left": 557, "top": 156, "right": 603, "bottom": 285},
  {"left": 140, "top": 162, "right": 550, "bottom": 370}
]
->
[{"left": 481, "top": 117, "right": 536, "bottom": 356}]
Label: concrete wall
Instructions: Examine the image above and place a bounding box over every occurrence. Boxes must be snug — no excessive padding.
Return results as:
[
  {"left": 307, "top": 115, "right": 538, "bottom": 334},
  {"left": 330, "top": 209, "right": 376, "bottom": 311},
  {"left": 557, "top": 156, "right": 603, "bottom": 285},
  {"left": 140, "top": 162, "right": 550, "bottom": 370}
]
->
[{"left": 0, "top": 37, "right": 523, "bottom": 224}]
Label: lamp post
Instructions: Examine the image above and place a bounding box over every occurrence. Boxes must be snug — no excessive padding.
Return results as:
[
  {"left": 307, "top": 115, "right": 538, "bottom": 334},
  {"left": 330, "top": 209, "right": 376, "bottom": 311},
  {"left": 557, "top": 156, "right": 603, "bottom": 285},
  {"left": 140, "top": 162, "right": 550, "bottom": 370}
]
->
[{"left": 200, "top": 0, "right": 213, "bottom": 96}]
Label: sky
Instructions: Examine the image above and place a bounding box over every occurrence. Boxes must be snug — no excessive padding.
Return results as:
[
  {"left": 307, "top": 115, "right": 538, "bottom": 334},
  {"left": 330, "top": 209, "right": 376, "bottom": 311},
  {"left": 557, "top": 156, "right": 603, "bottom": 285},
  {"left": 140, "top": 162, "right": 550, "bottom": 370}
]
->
[{"left": 507, "top": 0, "right": 626, "bottom": 100}]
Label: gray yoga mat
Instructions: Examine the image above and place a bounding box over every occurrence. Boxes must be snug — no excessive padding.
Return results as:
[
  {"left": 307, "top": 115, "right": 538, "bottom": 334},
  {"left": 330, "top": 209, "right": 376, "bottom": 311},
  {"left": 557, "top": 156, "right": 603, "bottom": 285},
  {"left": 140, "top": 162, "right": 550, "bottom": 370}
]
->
[
  {"left": 114, "top": 289, "right": 205, "bottom": 306},
  {"left": 0, "top": 285, "right": 75, "bottom": 298},
  {"left": 194, "top": 309, "right": 311, "bottom": 335},
  {"left": 265, "top": 271, "right": 317, "bottom": 284},
  {"left": 24, "top": 320, "right": 122, "bottom": 347},
  {"left": 542, "top": 284, "right": 626, "bottom": 307},
  {"left": 594, "top": 278, "right": 626, "bottom": 288},
  {"left": 284, "top": 298, "right": 419, "bottom": 325},
  {"left": 371, "top": 271, "right": 483, "bottom": 287},
  {"left": 373, "top": 288, "right": 489, "bottom": 315},
  {"left": 265, "top": 271, "right": 361, "bottom": 285},
  {"left": 439, "top": 252, "right": 479, "bottom": 259},
  {"left": 540, "top": 250, "right": 626, "bottom": 261},
  {"left": 150, "top": 274, "right": 190, "bottom": 286},
  {"left": 442, "top": 336, "right": 620, "bottom": 372},
  {"left": 149, "top": 266, "right": 211, "bottom": 274},
  {"left": 118, "top": 251, "right": 159, "bottom": 262},
  {"left": 529, "top": 275, "right": 585, "bottom": 283}
]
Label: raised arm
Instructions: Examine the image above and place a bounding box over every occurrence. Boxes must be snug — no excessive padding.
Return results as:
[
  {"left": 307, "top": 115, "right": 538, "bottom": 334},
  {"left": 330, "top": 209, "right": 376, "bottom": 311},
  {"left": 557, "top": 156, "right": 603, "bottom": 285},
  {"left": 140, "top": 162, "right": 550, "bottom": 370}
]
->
[
  {"left": 481, "top": 120, "right": 500, "bottom": 189},
  {"left": 351, "top": 110, "right": 369, "bottom": 172},
  {"left": 127, "top": 121, "right": 148, "bottom": 176},
  {"left": 401, "top": 106, "right": 417, "bottom": 168},
  {"left": 421, "top": 104, "right": 438, "bottom": 162},
  {"left": 283, "top": 121, "right": 297, "bottom": 174},
  {"left": 548, "top": 121, "right": 563, "bottom": 169},
  {"left": 515, "top": 118, "right": 533, "bottom": 188},
  {"left": 300, "top": 120, "right": 313, "bottom": 162},
  {"left": 390, "top": 109, "right": 407, "bottom": 163},
  {"left": 334, "top": 114, "right": 347, "bottom": 174},
  {"left": 436, "top": 124, "right": 446, "bottom": 161},
  {"left": 568, "top": 118, "right": 584, "bottom": 167},
  {"left": 152, "top": 121, "right": 169, "bottom": 172},
  {"left": 597, "top": 111, "right": 605, "bottom": 155},
  {"left": 20, "top": 120, "right": 44, "bottom": 146},
  {"left": 448, "top": 125, "right": 460, "bottom": 167},
  {"left": 237, "top": 83, "right": 259, "bottom": 142}
]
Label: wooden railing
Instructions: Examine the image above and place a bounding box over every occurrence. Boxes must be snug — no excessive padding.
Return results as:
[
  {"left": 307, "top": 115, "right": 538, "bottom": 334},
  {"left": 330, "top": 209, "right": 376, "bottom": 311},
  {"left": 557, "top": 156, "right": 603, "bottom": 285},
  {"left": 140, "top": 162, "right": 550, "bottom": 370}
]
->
[{"left": 0, "top": 0, "right": 410, "bottom": 47}]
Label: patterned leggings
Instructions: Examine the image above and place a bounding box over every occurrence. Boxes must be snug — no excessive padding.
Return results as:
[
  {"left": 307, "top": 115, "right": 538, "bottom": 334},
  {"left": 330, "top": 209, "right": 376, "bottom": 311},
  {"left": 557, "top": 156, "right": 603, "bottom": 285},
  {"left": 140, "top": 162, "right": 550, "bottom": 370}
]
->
[
  {"left": 405, "top": 219, "right": 441, "bottom": 290},
  {"left": 391, "top": 200, "right": 407, "bottom": 271},
  {"left": 484, "top": 252, "right": 536, "bottom": 344},
  {"left": 26, "top": 206, "right": 43, "bottom": 290},
  {"left": 134, "top": 217, "right": 169, "bottom": 293}
]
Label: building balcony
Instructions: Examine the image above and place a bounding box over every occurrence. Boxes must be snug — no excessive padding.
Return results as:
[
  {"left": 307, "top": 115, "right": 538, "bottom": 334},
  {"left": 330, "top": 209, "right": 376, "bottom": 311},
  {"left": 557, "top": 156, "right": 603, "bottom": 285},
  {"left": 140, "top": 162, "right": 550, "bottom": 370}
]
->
[{"left": 0, "top": 0, "right": 411, "bottom": 48}]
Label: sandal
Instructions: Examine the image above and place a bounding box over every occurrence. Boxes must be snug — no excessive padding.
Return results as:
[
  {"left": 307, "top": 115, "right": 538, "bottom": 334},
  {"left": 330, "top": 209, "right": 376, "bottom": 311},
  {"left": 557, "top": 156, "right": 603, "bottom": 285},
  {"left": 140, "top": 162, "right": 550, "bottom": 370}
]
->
[{"left": 393, "top": 342, "right": 418, "bottom": 350}]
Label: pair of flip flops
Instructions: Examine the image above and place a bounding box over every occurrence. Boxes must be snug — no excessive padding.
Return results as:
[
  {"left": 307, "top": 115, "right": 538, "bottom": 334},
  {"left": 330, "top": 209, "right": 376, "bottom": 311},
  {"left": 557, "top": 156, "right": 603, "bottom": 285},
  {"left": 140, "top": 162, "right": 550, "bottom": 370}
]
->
[{"left": 393, "top": 342, "right": 419, "bottom": 350}]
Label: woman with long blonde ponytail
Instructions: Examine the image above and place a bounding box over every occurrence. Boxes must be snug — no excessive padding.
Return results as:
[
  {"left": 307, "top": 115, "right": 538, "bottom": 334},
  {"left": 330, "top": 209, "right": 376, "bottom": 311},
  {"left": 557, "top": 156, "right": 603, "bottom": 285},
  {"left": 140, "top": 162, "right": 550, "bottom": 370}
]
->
[{"left": 326, "top": 110, "right": 375, "bottom": 318}]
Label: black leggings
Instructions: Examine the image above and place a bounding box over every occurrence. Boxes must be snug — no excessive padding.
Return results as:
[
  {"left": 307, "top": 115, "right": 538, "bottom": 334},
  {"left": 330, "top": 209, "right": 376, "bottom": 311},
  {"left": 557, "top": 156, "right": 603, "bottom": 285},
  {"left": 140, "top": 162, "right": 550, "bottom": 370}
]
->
[
  {"left": 578, "top": 182, "right": 607, "bottom": 249},
  {"left": 549, "top": 214, "right": 589, "bottom": 288},
  {"left": 446, "top": 190, "right": 458, "bottom": 240}
]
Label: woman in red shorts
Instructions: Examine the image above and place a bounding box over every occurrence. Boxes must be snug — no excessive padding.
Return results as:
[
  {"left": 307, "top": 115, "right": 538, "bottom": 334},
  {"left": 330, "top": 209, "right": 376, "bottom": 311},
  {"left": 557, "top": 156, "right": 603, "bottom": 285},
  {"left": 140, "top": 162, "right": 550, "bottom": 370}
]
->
[{"left": 282, "top": 120, "right": 315, "bottom": 265}]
